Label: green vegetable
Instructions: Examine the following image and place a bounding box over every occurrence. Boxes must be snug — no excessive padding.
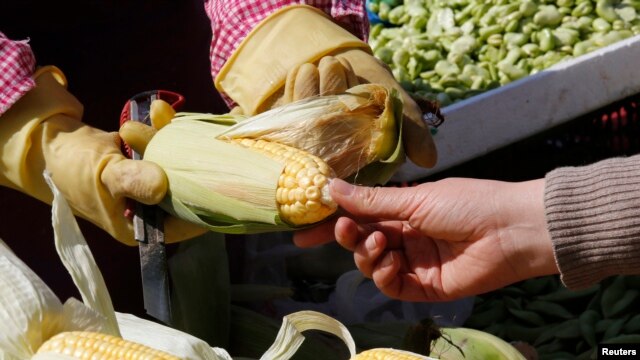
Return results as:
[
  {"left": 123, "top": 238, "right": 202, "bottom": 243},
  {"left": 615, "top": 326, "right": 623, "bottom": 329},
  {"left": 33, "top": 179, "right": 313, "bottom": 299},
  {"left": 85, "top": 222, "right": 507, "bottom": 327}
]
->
[{"left": 368, "top": 0, "right": 640, "bottom": 106}]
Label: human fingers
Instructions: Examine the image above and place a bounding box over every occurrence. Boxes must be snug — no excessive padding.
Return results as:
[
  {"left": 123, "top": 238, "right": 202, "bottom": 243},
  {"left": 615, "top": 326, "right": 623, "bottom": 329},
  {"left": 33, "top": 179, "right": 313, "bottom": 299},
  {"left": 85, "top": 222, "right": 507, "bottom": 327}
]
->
[
  {"left": 292, "top": 216, "right": 338, "bottom": 248},
  {"left": 118, "top": 99, "right": 176, "bottom": 155},
  {"left": 330, "top": 178, "right": 422, "bottom": 221},
  {"left": 335, "top": 217, "right": 406, "bottom": 251},
  {"left": 333, "top": 49, "right": 437, "bottom": 168},
  {"left": 334, "top": 217, "right": 361, "bottom": 251},
  {"left": 282, "top": 55, "right": 360, "bottom": 105},
  {"left": 293, "top": 192, "right": 391, "bottom": 249},
  {"left": 317, "top": 56, "right": 349, "bottom": 95},
  {"left": 372, "top": 251, "right": 430, "bottom": 302},
  {"left": 119, "top": 121, "right": 157, "bottom": 155},
  {"left": 149, "top": 99, "right": 176, "bottom": 129},
  {"left": 353, "top": 231, "right": 387, "bottom": 278},
  {"left": 101, "top": 157, "right": 167, "bottom": 205},
  {"left": 335, "top": 57, "right": 359, "bottom": 89},
  {"left": 102, "top": 155, "right": 207, "bottom": 243},
  {"left": 282, "top": 63, "right": 320, "bottom": 103},
  {"left": 116, "top": 103, "right": 208, "bottom": 243}
]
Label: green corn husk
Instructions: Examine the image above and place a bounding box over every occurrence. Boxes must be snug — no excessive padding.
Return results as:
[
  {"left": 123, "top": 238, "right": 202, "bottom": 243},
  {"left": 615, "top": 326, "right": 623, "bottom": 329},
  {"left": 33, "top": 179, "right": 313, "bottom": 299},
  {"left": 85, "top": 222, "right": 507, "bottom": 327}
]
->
[{"left": 143, "top": 84, "right": 404, "bottom": 234}]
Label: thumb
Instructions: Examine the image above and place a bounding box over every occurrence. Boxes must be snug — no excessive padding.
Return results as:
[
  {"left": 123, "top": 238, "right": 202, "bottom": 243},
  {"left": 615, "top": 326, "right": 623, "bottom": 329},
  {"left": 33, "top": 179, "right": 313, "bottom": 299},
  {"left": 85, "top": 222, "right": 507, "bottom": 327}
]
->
[
  {"left": 101, "top": 158, "right": 168, "bottom": 205},
  {"left": 118, "top": 99, "right": 175, "bottom": 156},
  {"left": 119, "top": 121, "right": 157, "bottom": 155},
  {"left": 149, "top": 99, "right": 176, "bottom": 130},
  {"left": 329, "top": 178, "right": 419, "bottom": 221}
]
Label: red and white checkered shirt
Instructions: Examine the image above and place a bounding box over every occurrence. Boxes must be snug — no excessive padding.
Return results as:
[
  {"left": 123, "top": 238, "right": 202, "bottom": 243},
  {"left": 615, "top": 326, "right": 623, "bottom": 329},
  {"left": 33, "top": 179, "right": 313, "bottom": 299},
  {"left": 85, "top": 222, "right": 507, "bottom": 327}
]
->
[
  {"left": 0, "top": 2, "right": 367, "bottom": 115},
  {"left": 0, "top": 32, "right": 36, "bottom": 116},
  {"left": 204, "top": 0, "right": 369, "bottom": 108}
]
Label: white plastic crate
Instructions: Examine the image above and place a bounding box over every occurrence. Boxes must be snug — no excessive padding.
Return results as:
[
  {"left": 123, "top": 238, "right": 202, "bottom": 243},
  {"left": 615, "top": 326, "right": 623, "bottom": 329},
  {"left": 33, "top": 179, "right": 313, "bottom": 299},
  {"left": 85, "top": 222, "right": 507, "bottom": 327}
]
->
[{"left": 394, "top": 34, "right": 640, "bottom": 182}]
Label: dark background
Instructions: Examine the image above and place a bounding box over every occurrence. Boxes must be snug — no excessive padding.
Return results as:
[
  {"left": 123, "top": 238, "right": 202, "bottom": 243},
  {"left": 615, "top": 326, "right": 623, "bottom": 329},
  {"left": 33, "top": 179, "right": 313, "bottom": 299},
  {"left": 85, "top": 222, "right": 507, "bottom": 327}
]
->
[
  {"left": 1, "top": 1, "right": 227, "bottom": 317},
  {"left": 1, "top": 0, "right": 639, "bottom": 336}
]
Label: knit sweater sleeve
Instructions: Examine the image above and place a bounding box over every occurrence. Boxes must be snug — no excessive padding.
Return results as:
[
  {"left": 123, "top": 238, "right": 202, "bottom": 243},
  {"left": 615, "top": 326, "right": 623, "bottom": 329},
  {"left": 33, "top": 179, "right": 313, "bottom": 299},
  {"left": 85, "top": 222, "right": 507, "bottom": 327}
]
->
[{"left": 544, "top": 154, "right": 640, "bottom": 289}]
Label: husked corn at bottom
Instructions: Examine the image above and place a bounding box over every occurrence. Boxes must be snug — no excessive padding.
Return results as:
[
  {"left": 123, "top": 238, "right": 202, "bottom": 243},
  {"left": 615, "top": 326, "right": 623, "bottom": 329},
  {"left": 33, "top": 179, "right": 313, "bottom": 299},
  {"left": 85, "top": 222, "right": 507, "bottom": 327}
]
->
[
  {"left": 352, "top": 348, "right": 431, "bottom": 360},
  {"left": 37, "top": 331, "right": 180, "bottom": 360}
]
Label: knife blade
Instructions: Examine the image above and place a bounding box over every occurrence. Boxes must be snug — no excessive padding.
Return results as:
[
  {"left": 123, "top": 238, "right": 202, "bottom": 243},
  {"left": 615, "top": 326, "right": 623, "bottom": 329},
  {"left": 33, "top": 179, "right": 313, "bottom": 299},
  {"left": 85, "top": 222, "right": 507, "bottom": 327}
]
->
[{"left": 128, "top": 96, "right": 172, "bottom": 325}]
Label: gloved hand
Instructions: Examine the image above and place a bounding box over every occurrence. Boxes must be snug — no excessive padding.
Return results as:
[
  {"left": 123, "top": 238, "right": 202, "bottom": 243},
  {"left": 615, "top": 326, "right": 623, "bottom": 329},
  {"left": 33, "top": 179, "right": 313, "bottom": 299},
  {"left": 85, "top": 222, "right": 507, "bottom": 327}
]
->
[
  {"left": 0, "top": 66, "right": 205, "bottom": 245},
  {"left": 215, "top": 5, "right": 437, "bottom": 168}
]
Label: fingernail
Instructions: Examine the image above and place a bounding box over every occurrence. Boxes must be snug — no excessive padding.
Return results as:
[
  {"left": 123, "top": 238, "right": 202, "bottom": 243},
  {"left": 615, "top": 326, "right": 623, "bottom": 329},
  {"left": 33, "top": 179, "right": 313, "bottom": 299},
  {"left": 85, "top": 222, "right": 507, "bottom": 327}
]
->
[
  {"left": 330, "top": 178, "right": 354, "bottom": 196},
  {"left": 366, "top": 233, "right": 378, "bottom": 251},
  {"left": 381, "top": 252, "right": 394, "bottom": 268}
]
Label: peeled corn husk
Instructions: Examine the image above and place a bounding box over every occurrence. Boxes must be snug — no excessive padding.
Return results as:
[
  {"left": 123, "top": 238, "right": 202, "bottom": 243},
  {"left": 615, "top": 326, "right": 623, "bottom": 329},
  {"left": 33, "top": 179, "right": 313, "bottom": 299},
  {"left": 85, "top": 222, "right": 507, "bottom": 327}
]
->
[
  {"left": 0, "top": 173, "right": 233, "bottom": 360},
  {"left": 143, "top": 84, "right": 404, "bottom": 234}
]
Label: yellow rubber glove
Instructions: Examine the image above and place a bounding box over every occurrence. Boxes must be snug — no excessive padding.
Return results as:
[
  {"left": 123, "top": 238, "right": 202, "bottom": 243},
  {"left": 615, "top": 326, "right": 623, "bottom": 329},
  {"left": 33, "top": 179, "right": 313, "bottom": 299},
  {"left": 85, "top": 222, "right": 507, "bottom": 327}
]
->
[
  {"left": 0, "top": 66, "right": 205, "bottom": 245},
  {"left": 215, "top": 5, "right": 437, "bottom": 169}
]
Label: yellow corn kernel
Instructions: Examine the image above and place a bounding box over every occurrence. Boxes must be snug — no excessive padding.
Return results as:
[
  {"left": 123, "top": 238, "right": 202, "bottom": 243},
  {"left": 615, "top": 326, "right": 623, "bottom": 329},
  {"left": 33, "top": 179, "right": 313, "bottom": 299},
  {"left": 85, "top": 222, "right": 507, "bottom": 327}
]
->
[
  {"left": 352, "top": 348, "right": 431, "bottom": 360},
  {"left": 37, "top": 331, "right": 180, "bottom": 360},
  {"left": 231, "top": 138, "right": 336, "bottom": 226}
]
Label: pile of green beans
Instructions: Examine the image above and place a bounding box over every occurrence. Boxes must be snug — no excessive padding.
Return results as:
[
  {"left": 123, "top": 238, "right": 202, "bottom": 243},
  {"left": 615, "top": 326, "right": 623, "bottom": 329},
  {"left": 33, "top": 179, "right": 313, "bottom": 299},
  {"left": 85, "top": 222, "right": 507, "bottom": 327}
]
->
[
  {"left": 368, "top": 0, "right": 640, "bottom": 106},
  {"left": 464, "top": 275, "right": 640, "bottom": 359}
]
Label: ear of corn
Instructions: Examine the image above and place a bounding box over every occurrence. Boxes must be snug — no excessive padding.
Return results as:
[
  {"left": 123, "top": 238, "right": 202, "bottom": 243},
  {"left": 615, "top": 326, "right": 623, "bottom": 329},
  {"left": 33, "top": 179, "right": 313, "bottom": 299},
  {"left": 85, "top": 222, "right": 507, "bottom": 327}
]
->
[
  {"left": 143, "top": 84, "right": 403, "bottom": 233},
  {"left": 352, "top": 348, "right": 433, "bottom": 360},
  {"left": 36, "top": 331, "right": 180, "bottom": 359},
  {"left": 144, "top": 118, "right": 337, "bottom": 233},
  {"left": 232, "top": 138, "right": 336, "bottom": 226}
]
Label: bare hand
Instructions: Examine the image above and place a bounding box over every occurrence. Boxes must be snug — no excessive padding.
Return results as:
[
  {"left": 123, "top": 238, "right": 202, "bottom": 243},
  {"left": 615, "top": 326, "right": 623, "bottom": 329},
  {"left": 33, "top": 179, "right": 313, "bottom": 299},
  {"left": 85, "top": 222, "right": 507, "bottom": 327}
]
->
[{"left": 294, "top": 178, "right": 558, "bottom": 302}]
